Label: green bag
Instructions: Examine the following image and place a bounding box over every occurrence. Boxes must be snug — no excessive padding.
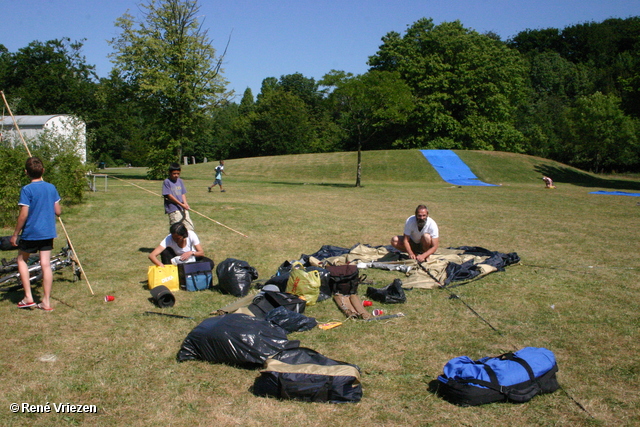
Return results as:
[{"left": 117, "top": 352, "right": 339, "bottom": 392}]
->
[{"left": 286, "top": 262, "right": 321, "bottom": 306}]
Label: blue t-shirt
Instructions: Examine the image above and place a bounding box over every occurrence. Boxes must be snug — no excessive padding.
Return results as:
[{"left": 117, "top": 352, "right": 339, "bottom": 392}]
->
[
  {"left": 18, "top": 180, "right": 61, "bottom": 240},
  {"left": 162, "top": 177, "right": 187, "bottom": 214}
]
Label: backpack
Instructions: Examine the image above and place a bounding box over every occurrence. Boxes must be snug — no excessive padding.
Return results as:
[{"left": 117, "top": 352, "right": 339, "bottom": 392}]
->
[
  {"left": 326, "top": 264, "right": 363, "bottom": 295},
  {"left": 437, "top": 347, "right": 559, "bottom": 406},
  {"left": 248, "top": 291, "right": 306, "bottom": 319}
]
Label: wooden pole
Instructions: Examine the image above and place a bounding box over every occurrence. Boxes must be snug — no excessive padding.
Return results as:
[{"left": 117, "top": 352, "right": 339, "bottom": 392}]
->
[
  {"left": 2, "top": 91, "right": 94, "bottom": 294},
  {"left": 108, "top": 174, "right": 249, "bottom": 238},
  {"left": 0, "top": 90, "right": 31, "bottom": 156},
  {"left": 58, "top": 217, "right": 95, "bottom": 295}
]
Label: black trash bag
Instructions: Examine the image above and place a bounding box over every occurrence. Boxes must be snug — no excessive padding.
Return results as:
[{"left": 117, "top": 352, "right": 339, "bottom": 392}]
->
[
  {"left": 176, "top": 313, "right": 299, "bottom": 368},
  {"left": 265, "top": 306, "right": 317, "bottom": 333},
  {"left": 366, "top": 279, "right": 406, "bottom": 304},
  {"left": 215, "top": 258, "right": 258, "bottom": 297},
  {"left": 264, "top": 272, "right": 290, "bottom": 292}
]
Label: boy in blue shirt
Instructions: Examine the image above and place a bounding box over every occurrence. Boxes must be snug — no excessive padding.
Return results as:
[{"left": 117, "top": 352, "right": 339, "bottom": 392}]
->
[{"left": 10, "top": 157, "right": 61, "bottom": 311}]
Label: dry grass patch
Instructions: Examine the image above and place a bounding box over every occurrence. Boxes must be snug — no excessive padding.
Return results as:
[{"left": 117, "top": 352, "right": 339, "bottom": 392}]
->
[{"left": 1, "top": 151, "right": 638, "bottom": 426}]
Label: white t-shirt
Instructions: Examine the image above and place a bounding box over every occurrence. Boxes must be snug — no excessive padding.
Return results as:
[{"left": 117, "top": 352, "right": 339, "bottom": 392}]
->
[
  {"left": 404, "top": 215, "right": 439, "bottom": 243},
  {"left": 160, "top": 230, "right": 200, "bottom": 264}
]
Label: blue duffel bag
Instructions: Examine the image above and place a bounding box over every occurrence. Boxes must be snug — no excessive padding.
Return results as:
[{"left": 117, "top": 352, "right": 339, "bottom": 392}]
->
[{"left": 437, "top": 347, "right": 559, "bottom": 406}]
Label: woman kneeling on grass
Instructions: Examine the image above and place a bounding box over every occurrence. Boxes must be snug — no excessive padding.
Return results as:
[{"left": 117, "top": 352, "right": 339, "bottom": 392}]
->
[{"left": 149, "top": 222, "right": 213, "bottom": 269}]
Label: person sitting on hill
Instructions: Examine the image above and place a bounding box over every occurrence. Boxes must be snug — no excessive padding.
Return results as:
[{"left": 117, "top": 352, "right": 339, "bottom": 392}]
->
[
  {"left": 149, "top": 222, "right": 213, "bottom": 268},
  {"left": 390, "top": 204, "right": 439, "bottom": 263},
  {"left": 542, "top": 176, "right": 556, "bottom": 189}
]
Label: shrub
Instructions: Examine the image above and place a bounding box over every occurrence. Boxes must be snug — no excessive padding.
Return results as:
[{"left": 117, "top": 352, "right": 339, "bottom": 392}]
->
[{"left": 0, "top": 130, "right": 88, "bottom": 228}]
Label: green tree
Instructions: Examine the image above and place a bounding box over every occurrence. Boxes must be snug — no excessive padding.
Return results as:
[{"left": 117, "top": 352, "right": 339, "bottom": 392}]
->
[
  {"left": 109, "top": 0, "right": 229, "bottom": 178},
  {"left": 322, "top": 70, "right": 414, "bottom": 187},
  {"left": 368, "top": 18, "right": 528, "bottom": 151},
  {"left": 249, "top": 89, "right": 316, "bottom": 157},
  {"left": 91, "top": 71, "right": 150, "bottom": 166},
  {"left": 239, "top": 87, "right": 255, "bottom": 114},
  {"left": 0, "top": 39, "right": 97, "bottom": 117},
  {"left": 564, "top": 92, "right": 638, "bottom": 172}
]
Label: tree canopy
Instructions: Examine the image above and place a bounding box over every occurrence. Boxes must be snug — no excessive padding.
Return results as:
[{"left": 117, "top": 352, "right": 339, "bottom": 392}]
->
[
  {"left": 368, "top": 18, "right": 528, "bottom": 152},
  {"left": 1, "top": 13, "right": 638, "bottom": 174},
  {"left": 108, "top": 0, "right": 229, "bottom": 178}
]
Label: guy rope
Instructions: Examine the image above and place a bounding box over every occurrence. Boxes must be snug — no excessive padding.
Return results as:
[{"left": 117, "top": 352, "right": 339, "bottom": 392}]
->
[{"left": 108, "top": 174, "right": 249, "bottom": 238}]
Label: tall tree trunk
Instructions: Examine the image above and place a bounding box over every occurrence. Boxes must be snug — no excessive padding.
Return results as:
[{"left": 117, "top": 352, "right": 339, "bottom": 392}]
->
[{"left": 355, "top": 140, "right": 362, "bottom": 187}]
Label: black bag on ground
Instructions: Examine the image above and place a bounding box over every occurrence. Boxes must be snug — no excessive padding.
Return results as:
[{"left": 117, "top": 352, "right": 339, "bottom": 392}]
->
[
  {"left": 252, "top": 347, "right": 363, "bottom": 403},
  {"left": 265, "top": 306, "right": 317, "bottom": 333},
  {"left": 264, "top": 272, "right": 290, "bottom": 292},
  {"left": 248, "top": 291, "right": 306, "bottom": 319},
  {"left": 437, "top": 347, "right": 559, "bottom": 406},
  {"left": 215, "top": 258, "right": 258, "bottom": 297},
  {"left": 176, "top": 313, "right": 298, "bottom": 368},
  {"left": 326, "top": 264, "right": 361, "bottom": 295},
  {"left": 178, "top": 261, "right": 213, "bottom": 291},
  {"left": 366, "top": 279, "right": 406, "bottom": 304}
]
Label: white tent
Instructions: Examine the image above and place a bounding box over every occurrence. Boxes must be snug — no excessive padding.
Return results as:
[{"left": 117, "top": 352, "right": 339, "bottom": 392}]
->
[{"left": 0, "top": 114, "right": 86, "bottom": 163}]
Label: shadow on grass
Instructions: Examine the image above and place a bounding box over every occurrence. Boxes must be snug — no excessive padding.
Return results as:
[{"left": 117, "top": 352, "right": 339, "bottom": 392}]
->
[
  {"left": 99, "top": 171, "right": 156, "bottom": 181},
  {"left": 534, "top": 164, "right": 640, "bottom": 190},
  {"left": 269, "top": 181, "right": 355, "bottom": 188},
  {"left": 138, "top": 247, "right": 154, "bottom": 253}
]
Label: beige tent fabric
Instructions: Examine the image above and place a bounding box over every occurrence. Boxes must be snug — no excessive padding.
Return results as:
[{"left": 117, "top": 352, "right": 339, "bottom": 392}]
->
[
  {"left": 321, "top": 246, "right": 501, "bottom": 289},
  {"left": 211, "top": 293, "right": 256, "bottom": 315},
  {"left": 402, "top": 250, "right": 498, "bottom": 289},
  {"left": 324, "top": 244, "right": 395, "bottom": 265}
]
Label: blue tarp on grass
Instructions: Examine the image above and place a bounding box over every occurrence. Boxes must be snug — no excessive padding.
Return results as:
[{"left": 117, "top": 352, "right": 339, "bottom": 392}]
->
[
  {"left": 420, "top": 149, "right": 497, "bottom": 186},
  {"left": 589, "top": 191, "right": 640, "bottom": 197}
]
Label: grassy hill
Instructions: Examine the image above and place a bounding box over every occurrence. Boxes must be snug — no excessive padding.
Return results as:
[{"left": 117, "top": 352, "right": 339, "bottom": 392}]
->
[
  {"left": 1, "top": 149, "right": 639, "bottom": 426},
  {"left": 182, "top": 149, "right": 640, "bottom": 190}
]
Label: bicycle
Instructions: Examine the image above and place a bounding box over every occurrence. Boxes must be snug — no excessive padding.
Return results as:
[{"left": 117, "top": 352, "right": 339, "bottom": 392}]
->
[{"left": 0, "top": 244, "right": 81, "bottom": 292}]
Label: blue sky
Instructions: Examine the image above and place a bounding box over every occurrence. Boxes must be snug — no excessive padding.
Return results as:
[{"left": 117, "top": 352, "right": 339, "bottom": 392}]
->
[{"left": 1, "top": 0, "right": 638, "bottom": 100}]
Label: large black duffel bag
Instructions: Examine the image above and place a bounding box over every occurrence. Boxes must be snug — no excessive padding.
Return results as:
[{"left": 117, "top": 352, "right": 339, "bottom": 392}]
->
[
  {"left": 253, "top": 347, "right": 362, "bottom": 403},
  {"left": 437, "top": 347, "right": 559, "bottom": 406}
]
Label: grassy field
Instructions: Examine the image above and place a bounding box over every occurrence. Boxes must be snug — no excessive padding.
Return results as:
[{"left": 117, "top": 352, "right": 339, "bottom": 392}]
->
[{"left": 1, "top": 149, "right": 639, "bottom": 427}]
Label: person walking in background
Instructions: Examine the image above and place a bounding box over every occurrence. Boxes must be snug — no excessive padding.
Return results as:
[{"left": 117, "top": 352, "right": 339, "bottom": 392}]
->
[
  {"left": 208, "top": 160, "right": 226, "bottom": 193},
  {"left": 163, "top": 163, "right": 194, "bottom": 231},
  {"left": 10, "top": 157, "right": 62, "bottom": 311}
]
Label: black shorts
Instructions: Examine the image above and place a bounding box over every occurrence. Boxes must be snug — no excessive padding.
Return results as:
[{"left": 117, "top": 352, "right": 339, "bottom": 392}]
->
[
  {"left": 19, "top": 238, "right": 54, "bottom": 253},
  {"left": 409, "top": 239, "right": 424, "bottom": 254}
]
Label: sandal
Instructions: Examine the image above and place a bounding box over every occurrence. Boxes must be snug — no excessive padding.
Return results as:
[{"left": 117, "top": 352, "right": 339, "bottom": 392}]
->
[
  {"left": 17, "top": 300, "right": 36, "bottom": 309},
  {"left": 36, "top": 303, "right": 54, "bottom": 312}
]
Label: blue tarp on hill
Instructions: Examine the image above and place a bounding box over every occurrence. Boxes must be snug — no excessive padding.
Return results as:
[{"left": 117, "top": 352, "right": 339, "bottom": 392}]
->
[
  {"left": 420, "top": 150, "right": 497, "bottom": 186},
  {"left": 589, "top": 191, "right": 640, "bottom": 197}
]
